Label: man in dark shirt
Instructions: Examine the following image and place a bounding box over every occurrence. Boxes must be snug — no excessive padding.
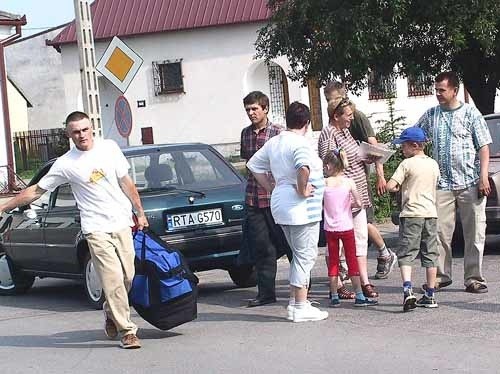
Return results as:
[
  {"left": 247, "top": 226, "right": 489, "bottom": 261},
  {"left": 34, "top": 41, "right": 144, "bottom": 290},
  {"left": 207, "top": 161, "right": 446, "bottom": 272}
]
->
[
  {"left": 323, "top": 81, "right": 397, "bottom": 280},
  {"left": 240, "top": 91, "right": 291, "bottom": 307}
]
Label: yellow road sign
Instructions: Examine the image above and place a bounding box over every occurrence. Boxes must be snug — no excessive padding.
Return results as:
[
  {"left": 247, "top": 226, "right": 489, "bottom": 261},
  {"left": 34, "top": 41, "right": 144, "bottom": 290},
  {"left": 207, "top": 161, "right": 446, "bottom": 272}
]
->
[{"left": 96, "top": 36, "right": 143, "bottom": 93}]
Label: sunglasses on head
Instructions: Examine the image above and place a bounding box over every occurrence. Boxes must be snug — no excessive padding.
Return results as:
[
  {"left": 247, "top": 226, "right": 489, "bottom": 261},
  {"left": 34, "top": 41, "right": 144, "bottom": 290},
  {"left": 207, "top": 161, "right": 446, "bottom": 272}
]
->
[{"left": 333, "top": 97, "right": 351, "bottom": 114}]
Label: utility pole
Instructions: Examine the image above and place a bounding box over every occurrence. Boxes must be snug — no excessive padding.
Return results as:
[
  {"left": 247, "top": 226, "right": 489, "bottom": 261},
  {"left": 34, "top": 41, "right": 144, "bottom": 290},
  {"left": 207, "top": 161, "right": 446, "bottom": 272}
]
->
[
  {"left": 73, "top": 0, "right": 101, "bottom": 137},
  {"left": 0, "top": 12, "right": 25, "bottom": 193}
]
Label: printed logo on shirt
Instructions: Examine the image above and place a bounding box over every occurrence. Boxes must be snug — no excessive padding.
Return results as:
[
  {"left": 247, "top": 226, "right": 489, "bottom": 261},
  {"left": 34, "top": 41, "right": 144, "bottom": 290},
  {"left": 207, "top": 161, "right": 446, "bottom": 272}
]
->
[{"left": 89, "top": 169, "right": 106, "bottom": 184}]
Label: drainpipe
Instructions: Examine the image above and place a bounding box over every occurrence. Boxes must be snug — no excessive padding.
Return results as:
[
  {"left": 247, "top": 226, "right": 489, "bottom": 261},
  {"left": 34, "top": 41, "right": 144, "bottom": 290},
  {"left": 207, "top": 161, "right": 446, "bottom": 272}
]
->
[{"left": 0, "top": 16, "right": 26, "bottom": 191}]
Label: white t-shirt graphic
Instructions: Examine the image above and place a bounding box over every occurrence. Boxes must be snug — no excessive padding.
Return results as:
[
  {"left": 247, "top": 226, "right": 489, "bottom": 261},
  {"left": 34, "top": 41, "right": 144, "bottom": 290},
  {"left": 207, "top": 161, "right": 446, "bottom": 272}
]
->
[{"left": 38, "top": 139, "right": 133, "bottom": 234}]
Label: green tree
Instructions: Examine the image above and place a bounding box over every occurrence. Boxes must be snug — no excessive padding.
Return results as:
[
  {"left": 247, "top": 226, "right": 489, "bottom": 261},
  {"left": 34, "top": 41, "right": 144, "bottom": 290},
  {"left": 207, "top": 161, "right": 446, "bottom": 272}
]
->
[
  {"left": 374, "top": 94, "right": 406, "bottom": 144},
  {"left": 256, "top": 0, "right": 500, "bottom": 114},
  {"left": 371, "top": 94, "right": 406, "bottom": 221}
]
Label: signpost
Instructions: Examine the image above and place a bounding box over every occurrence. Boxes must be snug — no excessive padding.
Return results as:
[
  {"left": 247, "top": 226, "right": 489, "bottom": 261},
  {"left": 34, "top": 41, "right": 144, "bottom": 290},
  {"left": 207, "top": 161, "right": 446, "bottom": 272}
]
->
[
  {"left": 73, "top": 0, "right": 102, "bottom": 137},
  {"left": 96, "top": 36, "right": 143, "bottom": 94},
  {"left": 115, "top": 95, "right": 132, "bottom": 143}
]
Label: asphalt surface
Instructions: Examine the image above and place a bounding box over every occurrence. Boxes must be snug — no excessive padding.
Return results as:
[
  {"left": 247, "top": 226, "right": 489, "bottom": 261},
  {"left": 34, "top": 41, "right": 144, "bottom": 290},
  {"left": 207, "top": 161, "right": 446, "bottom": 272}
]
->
[{"left": 1, "top": 227, "right": 500, "bottom": 374}]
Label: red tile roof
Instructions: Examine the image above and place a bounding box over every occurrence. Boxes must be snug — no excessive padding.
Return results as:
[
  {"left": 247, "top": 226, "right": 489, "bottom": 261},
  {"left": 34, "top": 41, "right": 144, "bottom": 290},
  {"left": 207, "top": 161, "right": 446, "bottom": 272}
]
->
[{"left": 48, "top": 0, "right": 271, "bottom": 47}]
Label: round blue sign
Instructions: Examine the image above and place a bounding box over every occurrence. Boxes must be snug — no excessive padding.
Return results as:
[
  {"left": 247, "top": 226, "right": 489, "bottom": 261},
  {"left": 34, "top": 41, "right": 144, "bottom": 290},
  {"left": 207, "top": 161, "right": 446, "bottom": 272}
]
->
[{"left": 115, "top": 96, "right": 132, "bottom": 137}]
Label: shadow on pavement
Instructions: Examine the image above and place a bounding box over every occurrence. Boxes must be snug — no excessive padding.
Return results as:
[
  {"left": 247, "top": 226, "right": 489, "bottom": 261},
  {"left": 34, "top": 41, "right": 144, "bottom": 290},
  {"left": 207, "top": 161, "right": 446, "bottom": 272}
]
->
[
  {"left": 0, "top": 281, "right": 92, "bottom": 312},
  {"left": 0, "top": 328, "right": 180, "bottom": 349},
  {"left": 196, "top": 312, "right": 286, "bottom": 323}
]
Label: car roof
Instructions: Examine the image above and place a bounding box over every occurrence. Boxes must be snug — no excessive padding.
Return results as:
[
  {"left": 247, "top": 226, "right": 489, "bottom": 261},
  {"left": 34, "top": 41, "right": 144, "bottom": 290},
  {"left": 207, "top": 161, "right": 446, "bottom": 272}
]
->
[
  {"left": 45, "top": 142, "right": 212, "bottom": 163},
  {"left": 484, "top": 113, "right": 500, "bottom": 120},
  {"left": 30, "top": 142, "right": 220, "bottom": 186},
  {"left": 122, "top": 142, "right": 210, "bottom": 155}
]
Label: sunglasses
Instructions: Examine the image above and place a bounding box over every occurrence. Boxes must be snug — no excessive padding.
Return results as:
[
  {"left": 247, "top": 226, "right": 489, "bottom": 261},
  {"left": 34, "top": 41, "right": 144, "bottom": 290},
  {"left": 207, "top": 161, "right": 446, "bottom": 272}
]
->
[{"left": 333, "top": 97, "right": 351, "bottom": 114}]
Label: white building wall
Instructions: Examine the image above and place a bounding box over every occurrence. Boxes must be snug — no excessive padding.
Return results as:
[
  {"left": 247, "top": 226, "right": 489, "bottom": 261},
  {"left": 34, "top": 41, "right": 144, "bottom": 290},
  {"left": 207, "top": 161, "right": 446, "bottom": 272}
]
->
[
  {"left": 5, "top": 28, "right": 67, "bottom": 130},
  {"left": 7, "top": 79, "right": 29, "bottom": 133},
  {"left": 60, "top": 23, "right": 303, "bottom": 155}
]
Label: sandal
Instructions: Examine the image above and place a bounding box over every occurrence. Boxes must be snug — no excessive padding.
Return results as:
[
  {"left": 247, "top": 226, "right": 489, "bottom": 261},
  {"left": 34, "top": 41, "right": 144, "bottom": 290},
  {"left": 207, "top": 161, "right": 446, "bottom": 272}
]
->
[
  {"left": 421, "top": 280, "right": 452, "bottom": 293},
  {"left": 362, "top": 284, "right": 379, "bottom": 298},
  {"left": 465, "top": 283, "right": 488, "bottom": 294},
  {"left": 337, "top": 286, "right": 355, "bottom": 300}
]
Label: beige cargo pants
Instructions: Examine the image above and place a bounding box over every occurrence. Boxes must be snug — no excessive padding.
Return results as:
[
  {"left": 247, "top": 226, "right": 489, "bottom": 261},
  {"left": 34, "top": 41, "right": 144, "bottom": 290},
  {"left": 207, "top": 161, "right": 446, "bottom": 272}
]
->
[{"left": 86, "top": 227, "right": 137, "bottom": 336}]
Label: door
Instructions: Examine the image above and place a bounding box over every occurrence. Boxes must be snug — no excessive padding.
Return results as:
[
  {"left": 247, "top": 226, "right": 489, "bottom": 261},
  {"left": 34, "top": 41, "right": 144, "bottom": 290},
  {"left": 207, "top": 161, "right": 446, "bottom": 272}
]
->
[
  {"left": 6, "top": 191, "right": 51, "bottom": 270},
  {"left": 42, "top": 184, "right": 81, "bottom": 274},
  {"left": 141, "top": 127, "right": 154, "bottom": 145}
]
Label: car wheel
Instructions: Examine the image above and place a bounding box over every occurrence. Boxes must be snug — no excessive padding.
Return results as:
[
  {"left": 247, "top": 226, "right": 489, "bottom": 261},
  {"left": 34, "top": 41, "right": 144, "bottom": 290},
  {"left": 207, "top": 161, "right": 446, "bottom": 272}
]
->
[
  {"left": 228, "top": 265, "right": 257, "bottom": 288},
  {"left": 83, "top": 253, "right": 105, "bottom": 309},
  {"left": 0, "top": 252, "right": 35, "bottom": 295}
]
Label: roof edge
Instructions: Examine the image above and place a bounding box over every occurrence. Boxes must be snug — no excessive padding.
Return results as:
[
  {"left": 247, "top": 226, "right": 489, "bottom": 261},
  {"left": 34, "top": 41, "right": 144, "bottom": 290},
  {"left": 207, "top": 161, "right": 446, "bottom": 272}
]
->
[
  {"left": 7, "top": 76, "right": 32, "bottom": 107},
  {"left": 13, "top": 22, "right": 70, "bottom": 45},
  {"left": 47, "top": 18, "right": 268, "bottom": 48}
]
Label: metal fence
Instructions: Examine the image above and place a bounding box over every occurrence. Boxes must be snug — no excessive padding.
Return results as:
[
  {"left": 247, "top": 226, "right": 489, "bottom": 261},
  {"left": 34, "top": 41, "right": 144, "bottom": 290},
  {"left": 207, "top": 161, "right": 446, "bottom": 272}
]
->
[
  {"left": 13, "top": 128, "right": 69, "bottom": 172},
  {"left": 0, "top": 164, "right": 28, "bottom": 196}
]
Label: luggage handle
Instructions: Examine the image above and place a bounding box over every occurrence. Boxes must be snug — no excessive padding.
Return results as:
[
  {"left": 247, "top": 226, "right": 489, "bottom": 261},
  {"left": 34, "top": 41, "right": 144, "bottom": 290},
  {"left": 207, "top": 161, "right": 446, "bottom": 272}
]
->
[
  {"left": 136, "top": 228, "right": 180, "bottom": 273},
  {"left": 140, "top": 228, "right": 148, "bottom": 263},
  {"left": 133, "top": 228, "right": 199, "bottom": 285}
]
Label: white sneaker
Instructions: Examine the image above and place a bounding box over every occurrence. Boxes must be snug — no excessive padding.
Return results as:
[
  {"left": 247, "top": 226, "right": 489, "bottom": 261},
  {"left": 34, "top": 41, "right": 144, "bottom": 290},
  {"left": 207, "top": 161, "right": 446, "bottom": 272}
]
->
[
  {"left": 293, "top": 303, "right": 328, "bottom": 323},
  {"left": 286, "top": 304, "right": 294, "bottom": 320},
  {"left": 286, "top": 300, "right": 314, "bottom": 320}
]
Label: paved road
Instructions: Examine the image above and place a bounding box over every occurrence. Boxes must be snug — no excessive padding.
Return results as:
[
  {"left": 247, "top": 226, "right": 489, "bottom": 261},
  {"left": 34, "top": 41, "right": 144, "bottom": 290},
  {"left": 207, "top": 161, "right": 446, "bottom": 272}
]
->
[{"left": 0, "top": 236, "right": 499, "bottom": 373}]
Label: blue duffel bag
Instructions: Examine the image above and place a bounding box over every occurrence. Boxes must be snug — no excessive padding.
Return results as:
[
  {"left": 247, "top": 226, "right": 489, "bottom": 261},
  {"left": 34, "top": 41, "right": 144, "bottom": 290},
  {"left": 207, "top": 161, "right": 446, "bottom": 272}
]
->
[{"left": 129, "top": 229, "right": 198, "bottom": 330}]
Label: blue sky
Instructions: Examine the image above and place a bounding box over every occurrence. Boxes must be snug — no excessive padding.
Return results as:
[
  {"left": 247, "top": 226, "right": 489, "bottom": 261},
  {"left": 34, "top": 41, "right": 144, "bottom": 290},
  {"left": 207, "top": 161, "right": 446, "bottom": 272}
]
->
[{"left": 1, "top": 0, "right": 75, "bottom": 36}]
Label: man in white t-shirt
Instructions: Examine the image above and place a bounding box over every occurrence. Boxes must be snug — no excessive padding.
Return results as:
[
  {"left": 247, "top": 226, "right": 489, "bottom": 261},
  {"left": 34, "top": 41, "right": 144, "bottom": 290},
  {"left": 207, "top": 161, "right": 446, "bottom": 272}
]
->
[{"left": 0, "top": 111, "right": 148, "bottom": 349}]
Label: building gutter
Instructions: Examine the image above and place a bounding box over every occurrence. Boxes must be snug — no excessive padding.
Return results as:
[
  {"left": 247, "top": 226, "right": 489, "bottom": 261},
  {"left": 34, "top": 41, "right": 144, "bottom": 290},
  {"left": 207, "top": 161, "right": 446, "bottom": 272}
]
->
[{"left": 0, "top": 15, "right": 26, "bottom": 190}]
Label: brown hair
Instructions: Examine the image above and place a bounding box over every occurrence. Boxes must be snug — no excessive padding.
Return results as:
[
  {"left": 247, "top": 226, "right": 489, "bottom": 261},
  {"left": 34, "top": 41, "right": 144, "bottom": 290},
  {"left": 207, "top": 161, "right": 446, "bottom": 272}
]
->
[
  {"left": 323, "top": 148, "right": 349, "bottom": 174},
  {"left": 286, "top": 101, "right": 310, "bottom": 129},
  {"left": 435, "top": 71, "right": 460, "bottom": 89},
  {"left": 243, "top": 91, "right": 269, "bottom": 110},
  {"left": 323, "top": 81, "right": 346, "bottom": 102},
  {"left": 65, "top": 111, "right": 89, "bottom": 126}
]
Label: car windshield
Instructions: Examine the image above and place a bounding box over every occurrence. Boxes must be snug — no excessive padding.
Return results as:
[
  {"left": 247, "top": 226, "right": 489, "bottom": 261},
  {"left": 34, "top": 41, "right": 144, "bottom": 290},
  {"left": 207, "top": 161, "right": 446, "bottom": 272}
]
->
[
  {"left": 486, "top": 117, "right": 500, "bottom": 158},
  {"left": 126, "top": 148, "right": 241, "bottom": 191}
]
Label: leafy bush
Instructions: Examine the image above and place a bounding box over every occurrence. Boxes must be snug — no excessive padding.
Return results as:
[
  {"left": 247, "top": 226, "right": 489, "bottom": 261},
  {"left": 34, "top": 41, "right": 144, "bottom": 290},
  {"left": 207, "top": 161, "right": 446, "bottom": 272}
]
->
[{"left": 370, "top": 94, "right": 406, "bottom": 221}]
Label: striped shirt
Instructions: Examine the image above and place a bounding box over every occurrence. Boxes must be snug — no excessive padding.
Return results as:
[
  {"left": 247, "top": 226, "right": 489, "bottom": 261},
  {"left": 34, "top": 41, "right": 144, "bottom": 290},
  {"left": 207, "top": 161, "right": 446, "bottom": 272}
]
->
[
  {"left": 240, "top": 121, "right": 283, "bottom": 207},
  {"left": 318, "top": 125, "right": 371, "bottom": 208},
  {"left": 246, "top": 131, "right": 324, "bottom": 225},
  {"left": 416, "top": 103, "right": 492, "bottom": 190}
]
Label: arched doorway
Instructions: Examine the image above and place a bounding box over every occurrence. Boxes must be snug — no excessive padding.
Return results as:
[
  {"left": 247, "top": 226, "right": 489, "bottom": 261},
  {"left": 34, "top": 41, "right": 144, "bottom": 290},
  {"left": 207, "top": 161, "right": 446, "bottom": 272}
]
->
[
  {"left": 266, "top": 61, "right": 289, "bottom": 126},
  {"left": 244, "top": 60, "right": 290, "bottom": 127}
]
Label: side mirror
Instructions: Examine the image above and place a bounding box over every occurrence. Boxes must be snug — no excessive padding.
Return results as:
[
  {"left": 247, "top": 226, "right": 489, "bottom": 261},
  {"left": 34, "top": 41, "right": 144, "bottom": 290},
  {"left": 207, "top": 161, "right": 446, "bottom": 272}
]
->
[{"left": 23, "top": 209, "right": 38, "bottom": 220}]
